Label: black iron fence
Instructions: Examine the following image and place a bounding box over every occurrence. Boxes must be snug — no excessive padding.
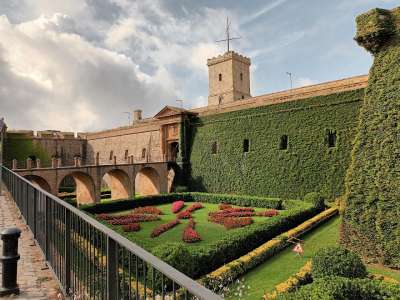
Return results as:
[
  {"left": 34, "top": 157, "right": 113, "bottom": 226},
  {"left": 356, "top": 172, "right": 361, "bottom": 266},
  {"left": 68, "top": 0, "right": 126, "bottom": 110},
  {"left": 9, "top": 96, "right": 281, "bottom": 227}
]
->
[{"left": 0, "top": 166, "right": 222, "bottom": 300}]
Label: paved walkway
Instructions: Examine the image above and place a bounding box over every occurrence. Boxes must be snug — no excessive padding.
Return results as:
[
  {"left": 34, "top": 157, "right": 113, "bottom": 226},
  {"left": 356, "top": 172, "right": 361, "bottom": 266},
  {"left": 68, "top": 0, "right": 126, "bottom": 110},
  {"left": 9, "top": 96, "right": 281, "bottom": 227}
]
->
[{"left": 0, "top": 193, "right": 62, "bottom": 299}]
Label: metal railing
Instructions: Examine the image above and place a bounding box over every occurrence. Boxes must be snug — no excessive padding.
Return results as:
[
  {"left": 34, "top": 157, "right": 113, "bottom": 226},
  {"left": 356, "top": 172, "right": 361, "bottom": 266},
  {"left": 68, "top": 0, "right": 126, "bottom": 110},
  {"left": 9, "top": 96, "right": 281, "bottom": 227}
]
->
[{"left": 0, "top": 166, "right": 222, "bottom": 300}]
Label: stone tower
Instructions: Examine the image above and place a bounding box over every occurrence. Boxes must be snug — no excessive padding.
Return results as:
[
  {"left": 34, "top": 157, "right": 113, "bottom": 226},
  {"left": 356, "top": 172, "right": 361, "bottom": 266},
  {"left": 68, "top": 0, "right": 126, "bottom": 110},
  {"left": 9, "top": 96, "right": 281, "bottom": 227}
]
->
[{"left": 207, "top": 51, "right": 251, "bottom": 106}]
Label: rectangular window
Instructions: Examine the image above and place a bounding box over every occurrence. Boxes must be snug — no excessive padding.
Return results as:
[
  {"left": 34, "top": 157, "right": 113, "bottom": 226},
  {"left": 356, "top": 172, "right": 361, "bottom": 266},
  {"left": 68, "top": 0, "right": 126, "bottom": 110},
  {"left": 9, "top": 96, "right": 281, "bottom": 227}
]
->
[
  {"left": 211, "top": 141, "right": 218, "bottom": 154},
  {"left": 141, "top": 148, "right": 146, "bottom": 159},
  {"left": 109, "top": 150, "right": 114, "bottom": 160},
  {"left": 243, "top": 139, "right": 249, "bottom": 153},
  {"left": 124, "top": 149, "right": 129, "bottom": 159},
  {"left": 279, "top": 135, "right": 288, "bottom": 150},
  {"left": 327, "top": 130, "right": 337, "bottom": 148}
]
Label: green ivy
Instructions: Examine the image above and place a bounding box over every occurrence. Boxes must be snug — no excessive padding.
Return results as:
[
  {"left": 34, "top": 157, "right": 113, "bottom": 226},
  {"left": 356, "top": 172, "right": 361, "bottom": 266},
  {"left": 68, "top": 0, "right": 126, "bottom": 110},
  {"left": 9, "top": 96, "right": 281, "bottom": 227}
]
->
[
  {"left": 186, "top": 89, "right": 364, "bottom": 200},
  {"left": 342, "top": 7, "right": 400, "bottom": 268},
  {"left": 4, "top": 136, "right": 51, "bottom": 167}
]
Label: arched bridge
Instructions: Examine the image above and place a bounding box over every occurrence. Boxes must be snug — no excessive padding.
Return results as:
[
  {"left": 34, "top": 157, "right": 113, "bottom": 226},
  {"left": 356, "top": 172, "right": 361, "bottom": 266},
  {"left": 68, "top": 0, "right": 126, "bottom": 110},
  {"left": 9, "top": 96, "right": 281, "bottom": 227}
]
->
[{"left": 14, "top": 163, "right": 171, "bottom": 205}]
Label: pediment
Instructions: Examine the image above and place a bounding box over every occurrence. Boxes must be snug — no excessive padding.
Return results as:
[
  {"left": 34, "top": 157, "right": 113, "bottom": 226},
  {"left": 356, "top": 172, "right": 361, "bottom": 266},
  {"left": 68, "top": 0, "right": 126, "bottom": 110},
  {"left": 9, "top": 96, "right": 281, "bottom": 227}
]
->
[{"left": 154, "top": 106, "right": 187, "bottom": 119}]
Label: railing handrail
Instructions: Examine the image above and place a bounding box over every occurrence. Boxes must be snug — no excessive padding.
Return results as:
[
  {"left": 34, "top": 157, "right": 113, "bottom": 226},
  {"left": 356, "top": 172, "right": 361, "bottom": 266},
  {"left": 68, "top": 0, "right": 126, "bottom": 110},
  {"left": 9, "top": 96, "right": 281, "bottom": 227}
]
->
[{"left": 1, "top": 165, "right": 222, "bottom": 300}]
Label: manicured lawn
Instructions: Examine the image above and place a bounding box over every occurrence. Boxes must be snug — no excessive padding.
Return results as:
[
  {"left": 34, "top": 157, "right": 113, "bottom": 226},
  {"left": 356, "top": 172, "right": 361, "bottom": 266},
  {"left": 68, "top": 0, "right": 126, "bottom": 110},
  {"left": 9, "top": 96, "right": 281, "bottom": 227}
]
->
[
  {"left": 104, "top": 202, "right": 277, "bottom": 250},
  {"left": 225, "top": 216, "right": 340, "bottom": 300},
  {"left": 367, "top": 264, "right": 400, "bottom": 282}
]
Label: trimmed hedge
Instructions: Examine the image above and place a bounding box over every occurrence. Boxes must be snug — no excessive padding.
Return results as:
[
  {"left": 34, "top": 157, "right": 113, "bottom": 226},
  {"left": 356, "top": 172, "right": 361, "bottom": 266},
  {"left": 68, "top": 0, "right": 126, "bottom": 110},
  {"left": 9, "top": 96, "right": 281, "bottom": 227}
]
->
[
  {"left": 186, "top": 89, "right": 364, "bottom": 200},
  {"left": 202, "top": 207, "right": 338, "bottom": 288},
  {"left": 303, "top": 192, "right": 325, "bottom": 210},
  {"left": 275, "top": 276, "right": 400, "bottom": 300},
  {"left": 342, "top": 7, "right": 400, "bottom": 267},
  {"left": 312, "top": 246, "right": 367, "bottom": 279},
  {"left": 81, "top": 192, "right": 283, "bottom": 214}
]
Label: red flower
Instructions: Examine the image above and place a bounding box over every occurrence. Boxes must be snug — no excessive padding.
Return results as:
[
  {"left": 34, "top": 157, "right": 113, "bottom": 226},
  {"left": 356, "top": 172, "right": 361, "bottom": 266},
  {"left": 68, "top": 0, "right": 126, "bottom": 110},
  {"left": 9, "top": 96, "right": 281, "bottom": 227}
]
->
[
  {"left": 133, "top": 206, "right": 163, "bottom": 215},
  {"left": 223, "top": 217, "right": 253, "bottom": 230},
  {"left": 106, "top": 214, "right": 160, "bottom": 225},
  {"left": 151, "top": 219, "right": 180, "bottom": 238},
  {"left": 219, "top": 203, "right": 232, "bottom": 210},
  {"left": 171, "top": 200, "right": 185, "bottom": 213},
  {"left": 177, "top": 211, "right": 192, "bottom": 219},
  {"left": 256, "top": 209, "right": 279, "bottom": 217},
  {"left": 177, "top": 203, "right": 203, "bottom": 219},
  {"left": 122, "top": 223, "right": 141, "bottom": 232},
  {"left": 182, "top": 226, "right": 202, "bottom": 243}
]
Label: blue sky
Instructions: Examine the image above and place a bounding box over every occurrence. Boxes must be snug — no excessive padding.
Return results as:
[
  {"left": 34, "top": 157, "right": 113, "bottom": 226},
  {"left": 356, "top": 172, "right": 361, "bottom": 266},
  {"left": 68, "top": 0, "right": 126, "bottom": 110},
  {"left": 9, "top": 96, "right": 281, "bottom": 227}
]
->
[{"left": 0, "top": 0, "right": 397, "bottom": 131}]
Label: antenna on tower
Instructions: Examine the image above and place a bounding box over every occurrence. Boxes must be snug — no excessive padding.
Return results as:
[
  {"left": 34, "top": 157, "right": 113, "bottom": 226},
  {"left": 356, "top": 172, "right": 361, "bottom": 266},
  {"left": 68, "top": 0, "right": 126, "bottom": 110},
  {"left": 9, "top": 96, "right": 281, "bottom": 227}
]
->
[{"left": 216, "top": 17, "right": 241, "bottom": 52}]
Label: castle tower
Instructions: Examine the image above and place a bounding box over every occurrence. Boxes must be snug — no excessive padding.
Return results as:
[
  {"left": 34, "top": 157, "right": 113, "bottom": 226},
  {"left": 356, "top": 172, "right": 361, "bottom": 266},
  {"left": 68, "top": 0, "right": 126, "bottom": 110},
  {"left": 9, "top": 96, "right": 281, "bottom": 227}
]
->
[{"left": 207, "top": 51, "right": 251, "bottom": 106}]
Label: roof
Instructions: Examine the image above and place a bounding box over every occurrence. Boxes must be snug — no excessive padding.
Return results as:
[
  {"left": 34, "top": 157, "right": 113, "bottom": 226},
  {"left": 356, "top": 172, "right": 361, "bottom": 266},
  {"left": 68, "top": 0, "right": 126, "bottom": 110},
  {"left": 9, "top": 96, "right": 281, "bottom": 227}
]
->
[{"left": 153, "top": 105, "right": 196, "bottom": 119}]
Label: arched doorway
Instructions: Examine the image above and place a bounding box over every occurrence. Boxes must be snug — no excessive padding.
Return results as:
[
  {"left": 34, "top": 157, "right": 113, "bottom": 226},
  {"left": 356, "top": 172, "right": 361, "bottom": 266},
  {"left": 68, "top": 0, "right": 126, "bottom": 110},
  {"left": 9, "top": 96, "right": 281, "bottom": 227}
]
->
[
  {"left": 135, "top": 167, "right": 160, "bottom": 196},
  {"left": 102, "top": 169, "right": 131, "bottom": 200},
  {"left": 168, "top": 142, "right": 179, "bottom": 162},
  {"left": 24, "top": 175, "right": 51, "bottom": 193},
  {"left": 58, "top": 172, "right": 96, "bottom": 204}
]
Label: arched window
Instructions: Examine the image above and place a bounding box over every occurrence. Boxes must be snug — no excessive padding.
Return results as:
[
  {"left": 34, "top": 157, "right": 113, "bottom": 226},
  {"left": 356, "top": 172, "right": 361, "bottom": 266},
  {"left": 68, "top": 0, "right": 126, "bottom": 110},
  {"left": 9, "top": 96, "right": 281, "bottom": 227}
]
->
[
  {"left": 218, "top": 96, "right": 222, "bottom": 104},
  {"left": 141, "top": 148, "right": 146, "bottom": 159},
  {"left": 109, "top": 150, "right": 114, "bottom": 160},
  {"left": 240, "top": 73, "right": 243, "bottom": 81},
  {"left": 241, "top": 95, "right": 245, "bottom": 99},
  {"left": 124, "top": 149, "right": 129, "bottom": 159},
  {"left": 219, "top": 73, "right": 222, "bottom": 81}
]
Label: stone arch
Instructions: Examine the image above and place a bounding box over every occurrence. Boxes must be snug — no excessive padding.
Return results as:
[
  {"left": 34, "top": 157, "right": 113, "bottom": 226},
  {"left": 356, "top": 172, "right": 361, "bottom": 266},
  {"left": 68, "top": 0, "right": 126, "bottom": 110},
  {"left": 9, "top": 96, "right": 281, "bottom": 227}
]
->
[
  {"left": 59, "top": 172, "right": 96, "bottom": 205},
  {"left": 135, "top": 167, "right": 160, "bottom": 196},
  {"left": 102, "top": 169, "right": 131, "bottom": 200},
  {"left": 24, "top": 175, "right": 51, "bottom": 193}
]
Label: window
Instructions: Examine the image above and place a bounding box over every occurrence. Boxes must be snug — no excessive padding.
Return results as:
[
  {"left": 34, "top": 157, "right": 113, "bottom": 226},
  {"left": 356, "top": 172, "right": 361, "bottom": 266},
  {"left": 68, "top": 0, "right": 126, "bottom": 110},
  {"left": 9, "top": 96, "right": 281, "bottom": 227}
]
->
[
  {"left": 218, "top": 96, "right": 222, "bottom": 104},
  {"left": 141, "top": 148, "right": 146, "bottom": 159},
  {"left": 211, "top": 141, "right": 218, "bottom": 154},
  {"left": 219, "top": 73, "right": 222, "bottom": 81},
  {"left": 240, "top": 73, "right": 243, "bottom": 81},
  {"left": 279, "top": 135, "right": 288, "bottom": 150},
  {"left": 124, "top": 149, "right": 129, "bottom": 159},
  {"left": 243, "top": 139, "right": 249, "bottom": 153},
  {"left": 96, "top": 152, "right": 99, "bottom": 161},
  {"left": 109, "top": 150, "right": 114, "bottom": 160},
  {"left": 241, "top": 95, "right": 244, "bottom": 99},
  {"left": 327, "top": 130, "right": 337, "bottom": 148}
]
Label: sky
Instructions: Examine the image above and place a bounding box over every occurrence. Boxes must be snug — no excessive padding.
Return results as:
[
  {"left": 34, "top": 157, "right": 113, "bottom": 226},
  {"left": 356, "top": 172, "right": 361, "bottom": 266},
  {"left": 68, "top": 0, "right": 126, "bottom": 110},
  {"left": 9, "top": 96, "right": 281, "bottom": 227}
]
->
[{"left": 0, "top": 0, "right": 398, "bottom": 132}]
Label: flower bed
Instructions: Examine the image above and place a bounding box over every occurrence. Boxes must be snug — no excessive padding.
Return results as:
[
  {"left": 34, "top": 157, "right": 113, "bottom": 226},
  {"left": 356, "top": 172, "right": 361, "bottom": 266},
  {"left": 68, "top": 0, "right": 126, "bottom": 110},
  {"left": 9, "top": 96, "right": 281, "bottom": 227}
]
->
[
  {"left": 151, "top": 219, "right": 180, "bottom": 238},
  {"left": 177, "top": 203, "right": 203, "bottom": 219},
  {"left": 171, "top": 200, "right": 185, "bottom": 213},
  {"left": 182, "top": 219, "right": 202, "bottom": 243},
  {"left": 106, "top": 214, "right": 160, "bottom": 225},
  {"left": 133, "top": 206, "right": 163, "bottom": 215},
  {"left": 219, "top": 203, "right": 232, "bottom": 210},
  {"left": 223, "top": 217, "right": 253, "bottom": 229},
  {"left": 122, "top": 223, "right": 141, "bottom": 232},
  {"left": 257, "top": 209, "right": 279, "bottom": 217}
]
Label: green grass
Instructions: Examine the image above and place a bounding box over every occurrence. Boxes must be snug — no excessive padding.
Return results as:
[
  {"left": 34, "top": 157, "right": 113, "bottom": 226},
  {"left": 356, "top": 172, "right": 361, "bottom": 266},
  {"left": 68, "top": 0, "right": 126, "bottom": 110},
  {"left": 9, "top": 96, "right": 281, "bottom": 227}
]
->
[
  {"left": 225, "top": 216, "right": 341, "bottom": 300},
  {"left": 367, "top": 264, "right": 400, "bottom": 282},
  {"left": 106, "top": 202, "right": 275, "bottom": 250}
]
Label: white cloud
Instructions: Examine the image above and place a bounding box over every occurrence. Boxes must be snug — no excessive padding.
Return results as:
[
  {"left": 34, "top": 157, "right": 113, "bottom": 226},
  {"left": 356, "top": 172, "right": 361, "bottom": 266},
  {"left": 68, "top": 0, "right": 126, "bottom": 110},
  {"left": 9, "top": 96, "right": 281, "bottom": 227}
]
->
[
  {"left": 242, "top": 0, "right": 289, "bottom": 25},
  {"left": 294, "top": 77, "right": 318, "bottom": 88}
]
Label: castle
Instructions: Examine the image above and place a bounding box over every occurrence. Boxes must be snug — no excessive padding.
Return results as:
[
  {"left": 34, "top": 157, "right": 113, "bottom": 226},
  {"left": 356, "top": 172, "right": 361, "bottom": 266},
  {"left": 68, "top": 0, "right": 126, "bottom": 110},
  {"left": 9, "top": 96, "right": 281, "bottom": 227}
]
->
[{"left": 3, "top": 45, "right": 368, "bottom": 200}]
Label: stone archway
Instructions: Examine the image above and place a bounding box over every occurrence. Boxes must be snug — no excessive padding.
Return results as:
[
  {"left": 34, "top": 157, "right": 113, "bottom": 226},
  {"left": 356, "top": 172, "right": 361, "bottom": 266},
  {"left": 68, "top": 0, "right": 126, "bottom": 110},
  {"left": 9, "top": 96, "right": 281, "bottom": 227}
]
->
[
  {"left": 24, "top": 175, "right": 51, "bottom": 193},
  {"left": 102, "top": 169, "right": 131, "bottom": 200},
  {"left": 135, "top": 167, "right": 161, "bottom": 196},
  {"left": 59, "top": 172, "right": 96, "bottom": 205}
]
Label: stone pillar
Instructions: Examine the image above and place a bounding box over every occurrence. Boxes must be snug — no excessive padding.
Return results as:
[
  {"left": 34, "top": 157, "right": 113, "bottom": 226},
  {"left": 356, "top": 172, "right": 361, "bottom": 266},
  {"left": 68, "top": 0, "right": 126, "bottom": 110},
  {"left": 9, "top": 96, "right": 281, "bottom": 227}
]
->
[
  {"left": 77, "top": 157, "right": 82, "bottom": 167},
  {"left": 12, "top": 160, "right": 17, "bottom": 170},
  {"left": 51, "top": 157, "right": 57, "bottom": 168},
  {"left": 26, "top": 158, "right": 32, "bottom": 170},
  {"left": 74, "top": 157, "right": 79, "bottom": 167},
  {"left": 57, "top": 158, "right": 62, "bottom": 168},
  {"left": 36, "top": 159, "right": 41, "bottom": 169}
]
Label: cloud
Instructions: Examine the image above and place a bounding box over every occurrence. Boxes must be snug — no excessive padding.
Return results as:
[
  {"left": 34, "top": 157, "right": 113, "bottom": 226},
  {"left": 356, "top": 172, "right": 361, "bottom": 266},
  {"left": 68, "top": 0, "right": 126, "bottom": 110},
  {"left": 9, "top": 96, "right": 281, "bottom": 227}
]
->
[
  {"left": 294, "top": 77, "right": 318, "bottom": 88},
  {"left": 242, "top": 0, "right": 289, "bottom": 25}
]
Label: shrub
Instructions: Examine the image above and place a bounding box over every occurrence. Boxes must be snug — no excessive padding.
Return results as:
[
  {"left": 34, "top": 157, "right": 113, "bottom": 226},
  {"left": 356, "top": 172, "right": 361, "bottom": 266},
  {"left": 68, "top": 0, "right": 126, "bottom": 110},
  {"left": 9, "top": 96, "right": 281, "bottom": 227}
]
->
[
  {"left": 105, "top": 214, "right": 160, "bottom": 225},
  {"left": 223, "top": 217, "right": 253, "bottom": 230},
  {"left": 219, "top": 203, "right": 232, "bottom": 210},
  {"left": 303, "top": 192, "right": 325, "bottom": 210},
  {"left": 150, "top": 219, "right": 180, "bottom": 238},
  {"left": 257, "top": 209, "right": 279, "bottom": 217},
  {"left": 133, "top": 206, "right": 163, "bottom": 215},
  {"left": 174, "top": 185, "right": 189, "bottom": 192},
  {"left": 312, "top": 246, "right": 367, "bottom": 279},
  {"left": 122, "top": 223, "right": 140, "bottom": 232},
  {"left": 171, "top": 200, "right": 185, "bottom": 213},
  {"left": 275, "top": 276, "right": 400, "bottom": 300},
  {"left": 182, "top": 227, "right": 202, "bottom": 243}
]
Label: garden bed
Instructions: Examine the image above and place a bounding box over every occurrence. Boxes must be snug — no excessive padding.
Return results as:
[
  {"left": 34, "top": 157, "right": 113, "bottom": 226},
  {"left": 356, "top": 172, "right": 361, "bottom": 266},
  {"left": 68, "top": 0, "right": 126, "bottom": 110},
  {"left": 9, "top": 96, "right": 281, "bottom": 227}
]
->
[{"left": 84, "top": 193, "right": 320, "bottom": 279}]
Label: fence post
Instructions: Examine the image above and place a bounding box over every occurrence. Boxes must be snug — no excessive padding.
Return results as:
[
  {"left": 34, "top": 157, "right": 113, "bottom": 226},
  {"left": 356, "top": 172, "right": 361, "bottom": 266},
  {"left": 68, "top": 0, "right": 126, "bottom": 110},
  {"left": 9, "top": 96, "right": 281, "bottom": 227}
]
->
[
  {"left": 45, "top": 197, "right": 50, "bottom": 260},
  {"left": 107, "top": 237, "right": 118, "bottom": 300},
  {"left": 64, "top": 209, "right": 71, "bottom": 292}
]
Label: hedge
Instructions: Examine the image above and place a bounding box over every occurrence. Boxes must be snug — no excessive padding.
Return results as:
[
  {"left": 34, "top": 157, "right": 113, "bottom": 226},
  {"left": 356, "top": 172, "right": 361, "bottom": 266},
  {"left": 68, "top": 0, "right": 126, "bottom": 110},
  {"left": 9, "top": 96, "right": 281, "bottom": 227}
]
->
[
  {"left": 275, "top": 276, "right": 400, "bottom": 300},
  {"left": 186, "top": 89, "right": 364, "bottom": 200},
  {"left": 202, "top": 207, "right": 338, "bottom": 288},
  {"left": 342, "top": 7, "right": 400, "bottom": 268},
  {"left": 81, "top": 192, "right": 283, "bottom": 214},
  {"left": 264, "top": 261, "right": 312, "bottom": 300}
]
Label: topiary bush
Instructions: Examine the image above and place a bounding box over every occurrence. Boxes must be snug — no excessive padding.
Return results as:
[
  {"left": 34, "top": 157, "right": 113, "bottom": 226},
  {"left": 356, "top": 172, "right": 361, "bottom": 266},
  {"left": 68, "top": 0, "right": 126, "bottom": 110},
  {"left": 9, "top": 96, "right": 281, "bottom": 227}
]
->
[
  {"left": 275, "top": 276, "right": 400, "bottom": 300},
  {"left": 312, "top": 246, "right": 367, "bottom": 279},
  {"left": 303, "top": 192, "right": 325, "bottom": 210}
]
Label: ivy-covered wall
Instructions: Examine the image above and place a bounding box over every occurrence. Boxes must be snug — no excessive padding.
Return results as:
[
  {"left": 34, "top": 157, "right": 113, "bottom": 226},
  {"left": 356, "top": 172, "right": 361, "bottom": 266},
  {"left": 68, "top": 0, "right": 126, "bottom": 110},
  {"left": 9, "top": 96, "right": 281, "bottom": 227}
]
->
[
  {"left": 186, "top": 89, "right": 364, "bottom": 199},
  {"left": 342, "top": 7, "right": 400, "bottom": 268}
]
